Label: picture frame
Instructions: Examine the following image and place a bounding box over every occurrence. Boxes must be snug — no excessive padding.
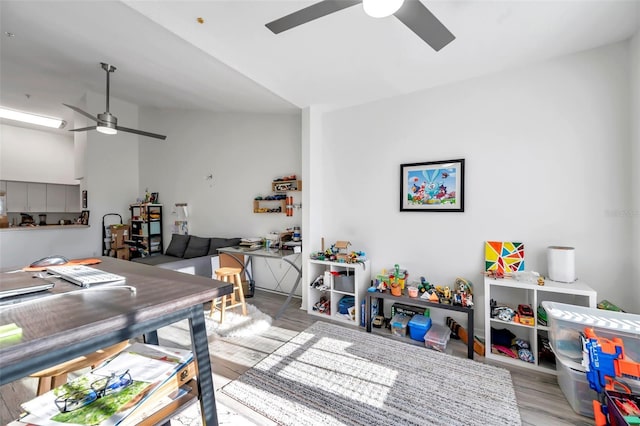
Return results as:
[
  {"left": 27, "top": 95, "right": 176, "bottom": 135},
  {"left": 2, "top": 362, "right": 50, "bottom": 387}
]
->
[
  {"left": 400, "top": 159, "right": 465, "bottom": 212},
  {"left": 150, "top": 192, "right": 159, "bottom": 204},
  {"left": 80, "top": 210, "right": 90, "bottom": 225}
]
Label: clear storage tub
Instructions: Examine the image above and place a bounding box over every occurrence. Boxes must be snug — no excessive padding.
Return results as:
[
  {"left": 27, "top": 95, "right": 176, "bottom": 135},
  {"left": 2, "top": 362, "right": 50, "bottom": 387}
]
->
[{"left": 542, "top": 301, "right": 640, "bottom": 364}]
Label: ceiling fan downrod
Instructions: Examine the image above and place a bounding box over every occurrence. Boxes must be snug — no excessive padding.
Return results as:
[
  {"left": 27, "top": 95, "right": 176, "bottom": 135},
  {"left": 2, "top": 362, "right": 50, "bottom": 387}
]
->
[{"left": 100, "top": 62, "right": 116, "bottom": 113}]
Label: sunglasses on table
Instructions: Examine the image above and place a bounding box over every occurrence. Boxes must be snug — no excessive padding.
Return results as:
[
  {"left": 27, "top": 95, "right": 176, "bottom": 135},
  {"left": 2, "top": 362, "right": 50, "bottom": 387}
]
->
[{"left": 54, "top": 369, "right": 133, "bottom": 413}]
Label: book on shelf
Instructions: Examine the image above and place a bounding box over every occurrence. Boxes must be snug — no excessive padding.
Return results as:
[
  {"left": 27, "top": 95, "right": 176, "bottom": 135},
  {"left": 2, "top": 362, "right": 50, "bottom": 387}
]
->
[{"left": 16, "top": 343, "right": 193, "bottom": 426}]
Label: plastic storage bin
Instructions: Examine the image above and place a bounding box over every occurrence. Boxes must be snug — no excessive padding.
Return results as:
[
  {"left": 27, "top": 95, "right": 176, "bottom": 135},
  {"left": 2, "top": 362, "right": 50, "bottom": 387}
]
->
[
  {"left": 556, "top": 356, "right": 598, "bottom": 418},
  {"left": 333, "top": 272, "right": 355, "bottom": 293},
  {"left": 605, "top": 390, "right": 640, "bottom": 426},
  {"left": 542, "top": 301, "right": 640, "bottom": 364},
  {"left": 408, "top": 315, "right": 432, "bottom": 342},
  {"left": 391, "top": 313, "right": 411, "bottom": 337},
  {"left": 424, "top": 323, "right": 451, "bottom": 352}
]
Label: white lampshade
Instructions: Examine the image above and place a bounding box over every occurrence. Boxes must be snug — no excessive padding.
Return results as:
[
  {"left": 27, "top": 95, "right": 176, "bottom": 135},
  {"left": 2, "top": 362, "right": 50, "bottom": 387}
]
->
[
  {"left": 96, "top": 125, "right": 117, "bottom": 135},
  {"left": 363, "top": 0, "right": 404, "bottom": 18}
]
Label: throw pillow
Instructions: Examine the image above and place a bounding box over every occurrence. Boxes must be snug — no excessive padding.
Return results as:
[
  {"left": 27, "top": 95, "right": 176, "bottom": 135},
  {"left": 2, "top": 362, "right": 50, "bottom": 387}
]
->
[
  {"left": 208, "top": 237, "right": 241, "bottom": 256},
  {"left": 183, "top": 236, "right": 211, "bottom": 259},
  {"left": 165, "top": 234, "right": 190, "bottom": 257}
]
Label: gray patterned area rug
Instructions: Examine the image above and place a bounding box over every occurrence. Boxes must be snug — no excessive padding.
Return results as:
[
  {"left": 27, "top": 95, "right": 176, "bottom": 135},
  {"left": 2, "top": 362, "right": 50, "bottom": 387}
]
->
[{"left": 221, "top": 321, "right": 522, "bottom": 426}]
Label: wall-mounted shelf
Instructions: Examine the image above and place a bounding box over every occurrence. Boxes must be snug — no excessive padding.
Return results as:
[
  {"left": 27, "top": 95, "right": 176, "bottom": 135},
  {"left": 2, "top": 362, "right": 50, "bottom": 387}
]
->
[
  {"left": 253, "top": 199, "right": 285, "bottom": 213},
  {"left": 271, "top": 180, "right": 302, "bottom": 192}
]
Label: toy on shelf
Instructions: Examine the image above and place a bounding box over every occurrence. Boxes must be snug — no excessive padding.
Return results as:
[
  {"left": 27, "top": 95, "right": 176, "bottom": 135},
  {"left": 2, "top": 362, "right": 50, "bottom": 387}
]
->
[
  {"left": 309, "top": 241, "right": 366, "bottom": 264},
  {"left": 517, "top": 304, "right": 535, "bottom": 326},
  {"left": 583, "top": 327, "right": 640, "bottom": 426},
  {"left": 452, "top": 277, "right": 474, "bottom": 307}
]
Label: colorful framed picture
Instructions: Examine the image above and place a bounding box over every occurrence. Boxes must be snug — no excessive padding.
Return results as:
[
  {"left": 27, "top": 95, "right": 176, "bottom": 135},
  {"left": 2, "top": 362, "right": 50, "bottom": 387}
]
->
[
  {"left": 485, "top": 241, "right": 525, "bottom": 275},
  {"left": 400, "top": 159, "right": 465, "bottom": 212}
]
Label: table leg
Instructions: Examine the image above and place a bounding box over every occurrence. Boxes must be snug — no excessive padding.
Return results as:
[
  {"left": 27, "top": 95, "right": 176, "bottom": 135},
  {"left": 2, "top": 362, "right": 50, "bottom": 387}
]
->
[
  {"left": 189, "top": 305, "right": 218, "bottom": 426},
  {"left": 143, "top": 331, "right": 159, "bottom": 345},
  {"left": 366, "top": 294, "right": 372, "bottom": 332},
  {"left": 274, "top": 257, "right": 302, "bottom": 320},
  {"left": 467, "top": 308, "right": 474, "bottom": 360}
]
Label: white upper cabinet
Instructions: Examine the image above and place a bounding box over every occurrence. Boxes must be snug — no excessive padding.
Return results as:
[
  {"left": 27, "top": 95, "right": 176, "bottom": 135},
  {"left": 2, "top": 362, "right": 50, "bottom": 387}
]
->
[
  {"left": 4, "top": 181, "right": 80, "bottom": 213},
  {"left": 46, "top": 184, "right": 67, "bottom": 212},
  {"left": 27, "top": 183, "right": 47, "bottom": 212},
  {"left": 65, "top": 185, "right": 81, "bottom": 212},
  {"left": 6, "top": 181, "right": 28, "bottom": 212}
]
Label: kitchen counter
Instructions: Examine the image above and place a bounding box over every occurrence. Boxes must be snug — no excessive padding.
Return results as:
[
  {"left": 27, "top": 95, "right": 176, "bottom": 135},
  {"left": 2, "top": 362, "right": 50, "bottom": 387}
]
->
[{"left": 0, "top": 224, "right": 89, "bottom": 231}]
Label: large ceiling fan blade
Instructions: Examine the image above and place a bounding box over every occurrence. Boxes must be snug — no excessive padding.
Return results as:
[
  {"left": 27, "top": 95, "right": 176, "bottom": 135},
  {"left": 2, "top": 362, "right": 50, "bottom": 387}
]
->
[
  {"left": 116, "top": 125, "right": 167, "bottom": 141},
  {"left": 266, "top": 0, "right": 361, "bottom": 34},
  {"left": 68, "top": 126, "right": 97, "bottom": 132},
  {"left": 62, "top": 103, "right": 99, "bottom": 122},
  {"left": 394, "top": 0, "right": 455, "bottom": 51}
]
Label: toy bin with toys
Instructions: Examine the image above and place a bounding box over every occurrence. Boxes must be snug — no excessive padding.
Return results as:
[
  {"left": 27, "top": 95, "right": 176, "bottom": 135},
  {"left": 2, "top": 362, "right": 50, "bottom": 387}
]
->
[
  {"left": 391, "top": 313, "right": 411, "bottom": 337},
  {"left": 542, "top": 301, "right": 640, "bottom": 364},
  {"left": 424, "top": 323, "right": 452, "bottom": 353},
  {"left": 555, "top": 355, "right": 600, "bottom": 418},
  {"left": 542, "top": 301, "right": 640, "bottom": 422},
  {"left": 408, "top": 314, "right": 432, "bottom": 342}
]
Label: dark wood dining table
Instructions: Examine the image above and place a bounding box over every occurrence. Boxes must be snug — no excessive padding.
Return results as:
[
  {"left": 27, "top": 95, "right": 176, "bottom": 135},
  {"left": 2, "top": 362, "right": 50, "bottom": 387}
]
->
[{"left": 0, "top": 256, "right": 232, "bottom": 425}]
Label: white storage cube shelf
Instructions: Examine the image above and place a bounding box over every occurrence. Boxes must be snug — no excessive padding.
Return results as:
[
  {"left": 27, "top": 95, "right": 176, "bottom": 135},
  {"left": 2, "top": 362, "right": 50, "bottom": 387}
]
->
[
  {"left": 484, "top": 277, "right": 597, "bottom": 374},
  {"left": 307, "top": 259, "right": 371, "bottom": 326}
]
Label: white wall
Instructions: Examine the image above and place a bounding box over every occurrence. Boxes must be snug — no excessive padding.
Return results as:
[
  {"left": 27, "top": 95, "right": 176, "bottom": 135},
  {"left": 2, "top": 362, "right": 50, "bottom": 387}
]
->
[
  {"left": 631, "top": 26, "right": 640, "bottom": 311},
  {"left": 138, "top": 109, "right": 301, "bottom": 242},
  {"left": 138, "top": 108, "right": 302, "bottom": 293},
  {"left": 311, "top": 41, "right": 635, "bottom": 331},
  {"left": 80, "top": 91, "right": 141, "bottom": 256},
  {"left": 0, "top": 124, "right": 76, "bottom": 184},
  {"left": 0, "top": 92, "right": 141, "bottom": 268}
]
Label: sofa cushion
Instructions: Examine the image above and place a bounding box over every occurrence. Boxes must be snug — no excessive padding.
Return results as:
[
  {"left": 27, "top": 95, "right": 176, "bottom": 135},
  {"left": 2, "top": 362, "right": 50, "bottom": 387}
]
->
[
  {"left": 208, "top": 237, "right": 242, "bottom": 255},
  {"left": 183, "top": 236, "right": 211, "bottom": 259},
  {"left": 165, "top": 234, "right": 190, "bottom": 258}
]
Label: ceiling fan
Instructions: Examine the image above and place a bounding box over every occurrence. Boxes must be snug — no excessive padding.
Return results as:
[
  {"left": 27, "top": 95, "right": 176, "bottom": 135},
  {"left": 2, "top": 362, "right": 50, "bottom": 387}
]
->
[
  {"left": 64, "top": 63, "right": 167, "bottom": 140},
  {"left": 265, "top": 0, "right": 455, "bottom": 52}
]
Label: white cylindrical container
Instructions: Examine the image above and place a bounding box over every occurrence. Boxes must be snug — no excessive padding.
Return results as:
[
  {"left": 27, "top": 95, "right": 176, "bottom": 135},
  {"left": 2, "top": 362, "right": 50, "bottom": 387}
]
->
[{"left": 547, "top": 246, "right": 576, "bottom": 283}]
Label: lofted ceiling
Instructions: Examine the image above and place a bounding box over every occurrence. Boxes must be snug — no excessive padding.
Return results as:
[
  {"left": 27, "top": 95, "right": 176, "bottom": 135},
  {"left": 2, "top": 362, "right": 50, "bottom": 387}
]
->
[{"left": 0, "top": 0, "right": 638, "bottom": 134}]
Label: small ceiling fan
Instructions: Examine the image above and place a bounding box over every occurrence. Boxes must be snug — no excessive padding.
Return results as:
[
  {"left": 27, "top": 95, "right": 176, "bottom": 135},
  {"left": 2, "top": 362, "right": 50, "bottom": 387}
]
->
[
  {"left": 266, "top": 0, "right": 455, "bottom": 52},
  {"left": 64, "top": 63, "right": 167, "bottom": 140}
]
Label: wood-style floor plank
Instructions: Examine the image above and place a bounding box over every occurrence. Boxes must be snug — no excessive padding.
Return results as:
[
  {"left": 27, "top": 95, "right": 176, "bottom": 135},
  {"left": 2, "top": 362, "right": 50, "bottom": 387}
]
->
[{"left": 0, "top": 290, "right": 593, "bottom": 425}]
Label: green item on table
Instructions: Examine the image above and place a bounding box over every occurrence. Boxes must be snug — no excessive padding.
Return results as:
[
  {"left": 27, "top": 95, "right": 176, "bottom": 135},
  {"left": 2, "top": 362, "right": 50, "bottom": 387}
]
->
[{"left": 0, "top": 323, "right": 22, "bottom": 341}]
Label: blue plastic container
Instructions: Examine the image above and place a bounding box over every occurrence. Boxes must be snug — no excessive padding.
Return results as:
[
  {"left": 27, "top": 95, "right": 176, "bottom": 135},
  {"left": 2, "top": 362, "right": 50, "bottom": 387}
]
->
[{"left": 408, "top": 315, "right": 432, "bottom": 342}]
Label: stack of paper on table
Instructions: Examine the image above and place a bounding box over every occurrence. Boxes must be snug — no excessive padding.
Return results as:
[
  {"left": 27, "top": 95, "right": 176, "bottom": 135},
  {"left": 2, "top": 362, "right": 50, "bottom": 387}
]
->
[{"left": 14, "top": 343, "right": 193, "bottom": 426}]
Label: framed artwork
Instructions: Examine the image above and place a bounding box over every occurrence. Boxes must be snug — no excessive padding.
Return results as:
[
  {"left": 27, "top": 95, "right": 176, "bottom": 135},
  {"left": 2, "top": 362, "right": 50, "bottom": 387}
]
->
[
  {"left": 485, "top": 241, "right": 525, "bottom": 275},
  {"left": 150, "top": 192, "right": 159, "bottom": 204},
  {"left": 400, "top": 159, "right": 465, "bottom": 212},
  {"left": 80, "top": 210, "right": 90, "bottom": 225}
]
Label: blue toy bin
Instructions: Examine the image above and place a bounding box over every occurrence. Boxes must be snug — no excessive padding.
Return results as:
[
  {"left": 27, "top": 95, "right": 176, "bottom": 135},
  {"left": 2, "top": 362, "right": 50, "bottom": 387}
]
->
[{"left": 408, "top": 315, "right": 432, "bottom": 342}]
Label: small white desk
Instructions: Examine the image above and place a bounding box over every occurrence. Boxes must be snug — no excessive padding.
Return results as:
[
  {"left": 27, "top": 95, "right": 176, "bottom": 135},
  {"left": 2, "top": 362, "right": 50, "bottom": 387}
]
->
[{"left": 217, "top": 246, "right": 302, "bottom": 319}]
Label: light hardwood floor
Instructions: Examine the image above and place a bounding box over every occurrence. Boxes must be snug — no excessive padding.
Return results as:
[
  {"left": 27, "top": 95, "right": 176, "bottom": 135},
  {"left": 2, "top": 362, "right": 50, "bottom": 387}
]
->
[{"left": 0, "top": 289, "right": 593, "bottom": 425}]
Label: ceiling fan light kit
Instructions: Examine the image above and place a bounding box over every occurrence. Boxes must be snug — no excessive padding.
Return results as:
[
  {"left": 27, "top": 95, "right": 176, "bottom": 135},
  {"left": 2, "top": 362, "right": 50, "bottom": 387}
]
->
[
  {"left": 363, "top": 0, "right": 404, "bottom": 18},
  {"left": 0, "top": 106, "right": 66, "bottom": 129},
  {"left": 266, "top": 0, "right": 455, "bottom": 52},
  {"left": 63, "top": 62, "right": 166, "bottom": 140}
]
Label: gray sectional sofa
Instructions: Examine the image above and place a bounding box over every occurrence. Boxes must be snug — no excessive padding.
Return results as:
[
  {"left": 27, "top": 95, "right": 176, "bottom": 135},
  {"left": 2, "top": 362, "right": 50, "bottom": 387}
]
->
[{"left": 132, "top": 234, "right": 241, "bottom": 278}]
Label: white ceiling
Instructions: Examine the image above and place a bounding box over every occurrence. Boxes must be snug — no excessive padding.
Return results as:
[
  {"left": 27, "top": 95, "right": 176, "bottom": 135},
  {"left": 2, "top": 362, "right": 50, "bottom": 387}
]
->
[{"left": 0, "top": 0, "right": 638, "bottom": 133}]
